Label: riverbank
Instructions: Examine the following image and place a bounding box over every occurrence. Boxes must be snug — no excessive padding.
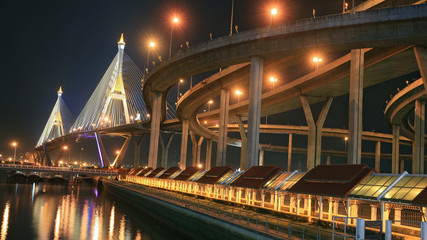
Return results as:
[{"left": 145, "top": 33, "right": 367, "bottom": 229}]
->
[{"left": 104, "top": 179, "right": 290, "bottom": 240}]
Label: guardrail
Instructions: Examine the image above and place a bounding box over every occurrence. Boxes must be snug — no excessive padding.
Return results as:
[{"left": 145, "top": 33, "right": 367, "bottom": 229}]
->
[
  {"left": 120, "top": 181, "right": 355, "bottom": 240},
  {"left": 0, "top": 164, "right": 117, "bottom": 175}
]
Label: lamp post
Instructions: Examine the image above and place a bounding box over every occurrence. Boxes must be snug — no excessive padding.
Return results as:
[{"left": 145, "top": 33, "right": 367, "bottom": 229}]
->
[
  {"left": 269, "top": 76, "right": 277, "bottom": 90},
  {"left": 177, "top": 79, "right": 184, "bottom": 103},
  {"left": 169, "top": 17, "right": 179, "bottom": 57},
  {"left": 146, "top": 41, "right": 155, "bottom": 73},
  {"left": 229, "top": 0, "right": 235, "bottom": 36},
  {"left": 313, "top": 57, "right": 322, "bottom": 70},
  {"left": 11, "top": 142, "right": 17, "bottom": 161},
  {"left": 270, "top": 8, "right": 278, "bottom": 27},
  {"left": 208, "top": 100, "right": 213, "bottom": 111},
  {"left": 235, "top": 90, "right": 242, "bottom": 102},
  {"left": 63, "top": 145, "right": 71, "bottom": 165},
  {"left": 344, "top": 136, "right": 348, "bottom": 152}
]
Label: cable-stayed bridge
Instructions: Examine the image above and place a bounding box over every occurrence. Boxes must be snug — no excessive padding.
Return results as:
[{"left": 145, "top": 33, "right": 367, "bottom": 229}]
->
[{"left": 33, "top": 34, "right": 177, "bottom": 169}]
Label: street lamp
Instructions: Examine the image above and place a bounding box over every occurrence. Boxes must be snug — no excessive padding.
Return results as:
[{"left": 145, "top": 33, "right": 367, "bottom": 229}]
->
[
  {"left": 11, "top": 142, "right": 17, "bottom": 161},
  {"left": 270, "top": 8, "right": 278, "bottom": 27},
  {"left": 63, "top": 145, "right": 71, "bottom": 164},
  {"left": 208, "top": 100, "right": 213, "bottom": 111},
  {"left": 229, "top": 0, "right": 235, "bottom": 36},
  {"left": 344, "top": 136, "right": 348, "bottom": 152},
  {"left": 146, "top": 41, "right": 155, "bottom": 73},
  {"left": 169, "top": 17, "right": 179, "bottom": 57},
  {"left": 235, "top": 90, "right": 242, "bottom": 102},
  {"left": 269, "top": 76, "right": 278, "bottom": 90},
  {"left": 177, "top": 79, "right": 184, "bottom": 103},
  {"left": 313, "top": 57, "right": 322, "bottom": 70}
]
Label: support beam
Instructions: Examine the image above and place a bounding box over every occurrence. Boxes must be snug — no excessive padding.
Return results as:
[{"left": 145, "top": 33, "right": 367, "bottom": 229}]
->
[
  {"left": 206, "top": 139, "right": 212, "bottom": 170},
  {"left": 217, "top": 89, "right": 230, "bottom": 166},
  {"left": 246, "top": 56, "right": 264, "bottom": 169},
  {"left": 259, "top": 148, "right": 265, "bottom": 166},
  {"left": 392, "top": 125, "right": 400, "bottom": 174},
  {"left": 288, "top": 134, "right": 293, "bottom": 171},
  {"left": 112, "top": 136, "right": 132, "bottom": 168},
  {"left": 132, "top": 134, "right": 144, "bottom": 168},
  {"left": 414, "top": 47, "right": 427, "bottom": 93},
  {"left": 190, "top": 131, "right": 201, "bottom": 166},
  {"left": 197, "top": 136, "right": 204, "bottom": 165},
  {"left": 300, "top": 96, "right": 333, "bottom": 170},
  {"left": 375, "top": 141, "right": 381, "bottom": 172},
  {"left": 160, "top": 133, "right": 174, "bottom": 168},
  {"left": 42, "top": 145, "right": 52, "bottom": 166},
  {"left": 95, "top": 132, "right": 110, "bottom": 167},
  {"left": 148, "top": 91, "right": 163, "bottom": 169},
  {"left": 180, "top": 119, "right": 189, "bottom": 169},
  {"left": 413, "top": 100, "right": 425, "bottom": 174},
  {"left": 348, "top": 49, "right": 364, "bottom": 164},
  {"left": 237, "top": 115, "right": 247, "bottom": 170}
]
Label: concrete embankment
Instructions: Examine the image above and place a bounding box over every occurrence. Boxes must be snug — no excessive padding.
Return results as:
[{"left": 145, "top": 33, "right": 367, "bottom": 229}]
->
[{"left": 104, "top": 180, "right": 286, "bottom": 240}]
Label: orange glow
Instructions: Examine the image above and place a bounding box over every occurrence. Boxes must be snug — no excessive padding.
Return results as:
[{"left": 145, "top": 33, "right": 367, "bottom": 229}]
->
[
  {"left": 208, "top": 100, "right": 213, "bottom": 104},
  {"left": 149, "top": 41, "right": 155, "bottom": 48},
  {"left": 345, "top": 136, "right": 348, "bottom": 141},
  {"left": 116, "top": 150, "right": 120, "bottom": 155},
  {"left": 271, "top": 8, "right": 278, "bottom": 15},
  {"left": 11, "top": 142, "right": 17, "bottom": 147},
  {"left": 173, "top": 17, "right": 179, "bottom": 23},
  {"left": 63, "top": 146, "right": 68, "bottom": 150},
  {"left": 235, "top": 90, "right": 242, "bottom": 95},
  {"left": 313, "top": 57, "right": 322, "bottom": 63}
]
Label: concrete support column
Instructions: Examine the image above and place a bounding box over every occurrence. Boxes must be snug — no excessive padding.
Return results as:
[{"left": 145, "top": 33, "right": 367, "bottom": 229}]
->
[
  {"left": 190, "top": 131, "right": 198, "bottom": 166},
  {"left": 288, "top": 134, "right": 293, "bottom": 171},
  {"left": 237, "top": 115, "right": 247, "bottom": 170},
  {"left": 197, "top": 136, "right": 204, "bottom": 165},
  {"left": 348, "top": 49, "right": 364, "bottom": 164},
  {"left": 375, "top": 141, "right": 381, "bottom": 172},
  {"left": 259, "top": 148, "right": 265, "bottom": 166},
  {"left": 148, "top": 91, "right": 163, "bottom": 169},
  {"left": 217, "top": 89, "right": 230, "bottom": 166},
  {"left": 296, "top": 194, "right": 300, "bottom": 215},
  {"left": 205, "top": 139, "right": 213, "bottom": 170},
  {"left": 301, "top": 96, "right": 333, "bottom": 169},
  {"left": 392, "top": 124, "right": 400, "bottom": 174},
  {"left": 160, "top": 133, "right": 174, "bottom": 168},
  {"left": 414, "top": 47, "right": 427, "bottom": 92},
  {"left": 180, "top": 119, "right": 189, "bottom": 169},
  {"left": 132, "top": 134, "right": 144, "bottom": 168},
  {"left": 246, "top": 56, "right": 264, "bottom": 169},
  {"left": 307, "top": 196, "right": 312, "bottom": 219},
  {"left": 413, "top": 100, "right": 425, "bottom": 174},
  {"left": 327, "top": 155, "right": 331, "bottom": 165}
]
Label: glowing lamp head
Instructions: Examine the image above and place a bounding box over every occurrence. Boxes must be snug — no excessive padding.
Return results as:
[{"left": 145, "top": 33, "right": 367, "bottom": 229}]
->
[
  {"left": 235, "top": 90, "right": 242, "bottom": 95},
  {"left": 173, "top": 17, "right": 179, "bottom": 23},
  {"left": 63, "top": 146, "right": 68, "bottom": 150},
  {"left": 58, "top": 86, "right": 63, "bottom": 96},
  {"left": 149, "top": 41, "right": 155, "bottom": 48},
  {"left": 271, "top": 8, "right": 278, "bottom": 15},
  {"left": 59, "top": 160, "right": 63, "bottom": 165},
  {"left": 197, "top": 164, "right": 202, "bottom": 168},
  {"left": 345, "top": 137, "right": 348, "bottom": 141},
  {"left": 116, "top": 150, "right": 120, "bottom": 155},
  {"left": 179, "top": 79, "right": 184, "bottom": 83},
  {"left": 208, "top": 100, "right": 213, "bottom": 104},
  {"left": 269, "top": 77, "right": 277, "bottom": 83},
  {"left": 11, "top": 142, "right": 17, "bottom": 147},
  {"left": 313, "top": 57, "right": 322, "bottom": 63}
]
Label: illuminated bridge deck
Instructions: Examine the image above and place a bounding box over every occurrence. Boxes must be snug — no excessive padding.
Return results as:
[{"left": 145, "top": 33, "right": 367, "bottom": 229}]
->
[{"left": 0, "top": 164, "right": 118, "bottom": 176}]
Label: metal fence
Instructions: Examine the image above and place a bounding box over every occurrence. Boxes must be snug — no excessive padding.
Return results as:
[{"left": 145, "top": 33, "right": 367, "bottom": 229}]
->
[{"left": 122, "top": 181, "right": 356, "bottom": 240}]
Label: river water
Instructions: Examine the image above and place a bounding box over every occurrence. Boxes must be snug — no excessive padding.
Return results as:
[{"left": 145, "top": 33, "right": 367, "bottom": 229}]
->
[{"left": 0, "top": 180, "right": 184, "bottom": 240}]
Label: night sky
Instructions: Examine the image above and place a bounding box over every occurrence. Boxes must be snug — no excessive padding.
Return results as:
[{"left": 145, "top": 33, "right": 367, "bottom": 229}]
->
[{"left": 0, "top": 1, "right": 417, "bottom": 170}]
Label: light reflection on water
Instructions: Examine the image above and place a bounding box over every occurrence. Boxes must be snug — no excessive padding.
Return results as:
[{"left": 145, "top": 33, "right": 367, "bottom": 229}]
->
[{"left": 0, "top": 182, "right": 183, "bottom": 240}]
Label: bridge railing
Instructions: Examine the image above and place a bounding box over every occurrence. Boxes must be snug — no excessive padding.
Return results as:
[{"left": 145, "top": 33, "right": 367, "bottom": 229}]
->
[{"left": 0, "top": 164, "right": 117, "bottom": 175}]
